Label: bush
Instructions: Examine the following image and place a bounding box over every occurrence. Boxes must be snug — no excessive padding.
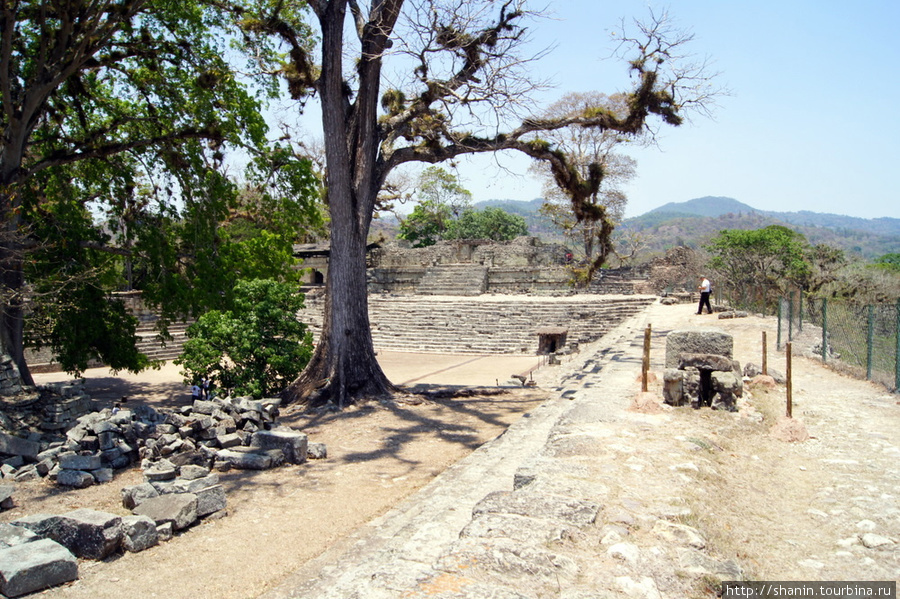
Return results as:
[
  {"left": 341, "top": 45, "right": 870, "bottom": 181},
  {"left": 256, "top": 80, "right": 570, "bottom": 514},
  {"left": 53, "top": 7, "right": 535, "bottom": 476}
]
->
[{"left": 175, "top": 279, "right": 313, "bottom": 398}]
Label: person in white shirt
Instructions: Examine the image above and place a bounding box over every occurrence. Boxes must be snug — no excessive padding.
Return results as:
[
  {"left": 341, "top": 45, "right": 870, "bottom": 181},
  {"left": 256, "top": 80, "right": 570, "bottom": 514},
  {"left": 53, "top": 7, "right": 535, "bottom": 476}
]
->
[{"left": 697, "top": 276, "right": 712, "bottom": 314}]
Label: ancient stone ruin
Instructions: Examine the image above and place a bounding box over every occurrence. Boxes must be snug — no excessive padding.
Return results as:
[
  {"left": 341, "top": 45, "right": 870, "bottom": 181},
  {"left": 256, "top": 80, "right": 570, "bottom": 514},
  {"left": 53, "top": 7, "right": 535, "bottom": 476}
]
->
[{"left": 662, "top": 329, "right": 743, "bottom": 411}]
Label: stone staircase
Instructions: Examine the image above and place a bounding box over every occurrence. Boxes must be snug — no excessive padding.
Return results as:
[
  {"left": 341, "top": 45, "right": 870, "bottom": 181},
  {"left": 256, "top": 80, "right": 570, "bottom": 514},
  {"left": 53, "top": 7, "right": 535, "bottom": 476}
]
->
[
  {"left": 298, "top": 294, "right": 656, "bottom": 355},
  {"left": 589, "top": 266, "right": 649, "bottom": 295},
  {"left": 416, "top": 265, "right": 488, "bottom": 296},
  {"left": 134, "top": 319, "right": 193, "bottom": 363}
]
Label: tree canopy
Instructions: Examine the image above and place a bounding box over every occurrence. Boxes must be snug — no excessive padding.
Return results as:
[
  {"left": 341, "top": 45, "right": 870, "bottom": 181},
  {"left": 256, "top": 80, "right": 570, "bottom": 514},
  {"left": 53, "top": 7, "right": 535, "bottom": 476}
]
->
[
  {"left": 1, "top": 0, "right": 321, "bottom": 381},
  {"left": 234, "top": 1, "right": 718, "bottom": 407}
]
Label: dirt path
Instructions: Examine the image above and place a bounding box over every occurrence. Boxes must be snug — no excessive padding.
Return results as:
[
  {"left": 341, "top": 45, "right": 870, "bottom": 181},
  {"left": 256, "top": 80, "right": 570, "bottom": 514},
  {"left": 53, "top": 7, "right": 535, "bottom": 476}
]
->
[{"left": 5, "top": 301, "right": 899, "bottom": 597}]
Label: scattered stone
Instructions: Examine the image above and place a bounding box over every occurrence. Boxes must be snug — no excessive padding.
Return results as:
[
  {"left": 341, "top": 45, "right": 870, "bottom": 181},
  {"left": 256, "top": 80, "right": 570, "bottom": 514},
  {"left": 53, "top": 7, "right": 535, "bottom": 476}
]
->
[
  {"left": 652, "top": 520, "right": 706, "bottom": 549},
  {"left": 48, "top": 509, "right": 121, "bottom": 559},
  {"left": 307, "top": 443, "right": 328, "bottom": 460},
  {"left": 57, "top": 451, "right": 102, "bottom": 471},
  {"left": 195, "top": 485, "right": 227, "bottom": 518},
  {"left": 216, "top": 447, "right": 275, "bottom": 470},
  {"left": 717, "top": 310, "right": 749, "bottom": 319},
  {"left": 0, "top": 523, "right": 37, "bottom": 549},
  {"left": 121, "top": 483, "right": 160, "bottom": 509},
  {"left": 133, "top": 493, "right": 198, "bottom": 530},
  {"left": 121, "top": 515, "right": 159, "bottom": 553},
  {"left": 860, "top": 533, "right": 894, "bottom": 549},
  {"left": 0, "top": 432, "right": 40, "bottom": 461},
  {"left": 56, "top": 469, "right": 95, "bottom": 489},
  {"left": 0, "top": 538, "right": 78, "bottom": 598},
  {"left": 607, "top": 542, "right": 641, "bottom": 565},
  {"left": 251, "top": 429, "right": 308, "bottom": 464}
]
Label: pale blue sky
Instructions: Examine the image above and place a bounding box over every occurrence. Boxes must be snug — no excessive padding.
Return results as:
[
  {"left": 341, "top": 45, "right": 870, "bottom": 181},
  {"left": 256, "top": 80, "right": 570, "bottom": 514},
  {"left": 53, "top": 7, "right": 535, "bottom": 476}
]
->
[
  {"left": 449, "top": 1, "right": 900, "bottom": 219},
  {"left": 285, "top": 1, "right": 899, "bottom": 220}
]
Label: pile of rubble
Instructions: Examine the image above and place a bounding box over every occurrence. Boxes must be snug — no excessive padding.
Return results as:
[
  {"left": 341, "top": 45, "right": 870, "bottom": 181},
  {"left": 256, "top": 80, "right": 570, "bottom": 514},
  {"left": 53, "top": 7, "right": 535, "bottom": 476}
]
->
[{"left": 0, "top": 388, "right": 325, "bottom": 493}]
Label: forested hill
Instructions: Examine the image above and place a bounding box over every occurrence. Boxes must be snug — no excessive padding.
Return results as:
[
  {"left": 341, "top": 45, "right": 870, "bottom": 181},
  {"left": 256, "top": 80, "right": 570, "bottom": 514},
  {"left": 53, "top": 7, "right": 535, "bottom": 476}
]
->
[
  {"left": 621, "top": 196, "right": 900, "bottom": 259},
  {"left": 469, "top": 196, "right": 898, "bottom": 260}
]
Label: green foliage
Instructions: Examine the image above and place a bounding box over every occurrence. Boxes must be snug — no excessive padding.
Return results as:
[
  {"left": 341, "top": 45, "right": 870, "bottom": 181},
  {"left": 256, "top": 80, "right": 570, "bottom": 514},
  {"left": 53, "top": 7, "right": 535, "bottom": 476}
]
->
[
  {"left": 874, "top": 253, "right": 900, "bottom": 272},
  {"left": 175, "top": 279, "right": 314, "bottom": 399},
  {"left": 397, "top": 200, "right": 453, "bottom": 247},
  {"left": 399, "top": 168, "right": 526, "bottom": 246},
  {"left": 706, "top": 225, "right": 811, "bottom": 311},
  {"left": 445, "top": 207, "right": 529, "bottom": 241}
]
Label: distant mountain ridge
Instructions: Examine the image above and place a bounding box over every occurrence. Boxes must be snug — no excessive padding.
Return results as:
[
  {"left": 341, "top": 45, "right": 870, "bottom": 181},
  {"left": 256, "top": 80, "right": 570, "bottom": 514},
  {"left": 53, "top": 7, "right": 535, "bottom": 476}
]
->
[
  {"left": 473, "top": 195, "right": 899, "bottom": 260},
  {"left": 642, "top": 196, "right": 900, "bottom": 237}
]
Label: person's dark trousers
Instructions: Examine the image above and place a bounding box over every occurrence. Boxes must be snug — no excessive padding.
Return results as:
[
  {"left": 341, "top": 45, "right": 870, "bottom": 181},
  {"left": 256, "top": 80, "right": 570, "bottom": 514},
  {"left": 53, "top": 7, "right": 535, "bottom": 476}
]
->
[{"left": 698, "top": 292, "right": 712, "bottom": 314}]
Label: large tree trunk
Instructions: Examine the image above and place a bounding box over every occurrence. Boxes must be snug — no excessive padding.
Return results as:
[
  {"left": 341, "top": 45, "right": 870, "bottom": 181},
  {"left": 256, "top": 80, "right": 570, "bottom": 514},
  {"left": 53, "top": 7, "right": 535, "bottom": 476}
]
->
[
  {"left": 0, "top": 200, "right": 33, "bottom": 386},
  {"left": 281, "top": 0, "right": 396, "bottom": 408}
]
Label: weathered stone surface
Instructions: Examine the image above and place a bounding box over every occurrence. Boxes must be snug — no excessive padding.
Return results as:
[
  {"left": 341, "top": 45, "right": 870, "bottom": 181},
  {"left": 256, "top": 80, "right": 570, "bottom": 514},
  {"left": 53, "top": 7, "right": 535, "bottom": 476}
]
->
[
  {"left": 216, "top": 448, "right": 274, "bottom": 470},
  {"left": 122, "top": 482, "right": 159, "bottom": 509},
  {"left": 0, "top": 538, "right": 78, "bottom": 598},
  {"left": 10, "top": 514, "right": 60, "bottom": 538},
  {"left": 662, "top": 369, "right": 685, "bottom": 406},
  {"left": 179, "top": 464, "right": 210, "bottom": 480},
  {"left": 53, "top": 509, "right": 123, "bottom": 559},
  {"left": 133, "top": 493, "right": 198, "bottom": 530},
  {"left": 460, "top": 512, "right": 571, "bottom": 545},
  {"left": 665, "top": 329, "right": 733, "bottom": 368},
  {"left": 250, "top": 429, "right": 308, "bottom": 464},
  {"left": 0, "top": 432, "right": 40, "bottom": 460},
  {"left": 90, "top": 467, "right": 114, "bottom": 483},
  {"left": 156, "top": 522, "right": 174, "bottom": 542},
  {"left": 307, "top": 442, "right": 327, "bottom": 459},
  {"left": 191, "top": 400, "right": 216, "bottom": 415},
  {"left": 121, "top": 515, "right": 158, "bottom": 553},
  {"left": 56, "top": 469, "right": 95, "bottom": 489},
  {"left": 677, "top": 353, "right": 735, "bottom": 372},
  {"left": 652, "top": 520, "right": 706, "bottom": 549},
  {"left": 58, "top": 452, "right": 102, "bottom": 471},
  {"left": 195, "top": 485, "right": 227, "bottom": 517},
  {"left": 0, "top": 523, "right": 37, "bottom": 549},
  {"left": 216, "top": 432, "right": 242, "bottom": 449},
  {"left": 743, "top": 362, "right": 762, "bottom": 378},
  {"left": 472, "top": 490, "right": 600, "bottom": 527}
]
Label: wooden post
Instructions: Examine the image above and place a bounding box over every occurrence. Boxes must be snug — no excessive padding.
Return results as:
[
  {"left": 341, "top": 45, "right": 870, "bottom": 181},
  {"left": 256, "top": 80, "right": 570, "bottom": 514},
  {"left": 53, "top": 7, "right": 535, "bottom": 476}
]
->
[
  {"left": 786, "top": 341, "right": 793, "bottom": 418},
  {"left": 762, "top": 331, "right": 768, "bottom": 375},
  {"left": 641, "top": 324, "right": 652, "bottom": 392}
]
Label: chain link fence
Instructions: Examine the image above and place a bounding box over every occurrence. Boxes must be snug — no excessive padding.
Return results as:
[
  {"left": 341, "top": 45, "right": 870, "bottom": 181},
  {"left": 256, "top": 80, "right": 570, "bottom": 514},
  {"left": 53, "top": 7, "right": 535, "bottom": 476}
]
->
[{"left": 777, "top": 293, "right": 900, "bottom": 392}]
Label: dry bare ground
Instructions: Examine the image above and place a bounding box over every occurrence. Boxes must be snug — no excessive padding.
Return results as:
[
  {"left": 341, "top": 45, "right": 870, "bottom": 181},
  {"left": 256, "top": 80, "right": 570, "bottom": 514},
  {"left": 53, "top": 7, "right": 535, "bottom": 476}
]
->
[{"left": 4, "top": 302, "right": 899, "bottom": 597}]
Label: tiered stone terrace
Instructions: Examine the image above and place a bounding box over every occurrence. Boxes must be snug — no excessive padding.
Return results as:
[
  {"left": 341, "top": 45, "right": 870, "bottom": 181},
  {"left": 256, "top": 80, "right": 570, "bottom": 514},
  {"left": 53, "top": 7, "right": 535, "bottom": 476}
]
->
[{"left": 298, "top": 294, "right": 656, "bottom": 355}]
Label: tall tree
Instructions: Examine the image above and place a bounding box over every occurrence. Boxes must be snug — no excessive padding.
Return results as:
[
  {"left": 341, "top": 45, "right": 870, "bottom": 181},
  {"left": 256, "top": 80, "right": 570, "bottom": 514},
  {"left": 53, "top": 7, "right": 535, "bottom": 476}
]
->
[
  {"left": 530, "top": 92, "right": 639, "bottom": 273},
  {"left": 0, "top": 0, "right": 301, "bottom": 382},
  {"left": 242, "top": 1, "right": 713, "bottom": 407},
  {"left": 706, "top": 225, "right": 811, "bottom": 312}
]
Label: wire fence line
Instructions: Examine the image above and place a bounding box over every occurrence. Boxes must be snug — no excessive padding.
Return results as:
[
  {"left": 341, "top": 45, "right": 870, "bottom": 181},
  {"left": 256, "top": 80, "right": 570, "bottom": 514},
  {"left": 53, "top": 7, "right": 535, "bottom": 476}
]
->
[{"left": 775, "top": 293, "right": 900, "bottom": 392}]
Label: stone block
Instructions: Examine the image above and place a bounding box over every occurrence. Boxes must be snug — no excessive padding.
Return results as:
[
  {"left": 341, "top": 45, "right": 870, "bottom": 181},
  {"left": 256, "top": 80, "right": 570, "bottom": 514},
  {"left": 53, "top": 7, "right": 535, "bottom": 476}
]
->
[
  {"left": 195, "top": 485, "right": 227, "bottom": 517},
  {"left": 90, "top": 468, "right": 114, "bottom": 483},
  {"left": 122, "top": 482, "right": 159, "bottom": 509},
  {"left": 13, "top": 465, "right": 39, "bottom": 483},
  {"left": 192, "top": 400, "right": 216, "bottom": 415},
  {"left": 472, "top": 490, "right": 600, "bottom": 527},
  {"left": 0, "top": 485, "right": 14, "bottom": 510},
  {"left": 58, "top": 452, "right": 102, "bottom": 471},
  {"left": 0, "top": 432, "right": 40, "bottom": 460},
  {"left": 0, "top": 523, "right": 37, "bottom": 549},
  {"left": 133, "top": 493, "right": 198, "bottom": 530},
  {"left": 250, "top": 429, "right": 308, "bottom": 464},
  {"left": 665, "top": 329, "right": 733, "bottom": 368},
  {"left": 51, "top": 509, "right": 123, "bottom": 559},
  {"left": 662, "top": 369, "right": 685, "bottom": 406},
  {"left": 215, "top": 448, "right": 274, "bottom": 470},
  {"left": 217, "top": 432, "right": 242, "bottom": 449},
  {"left": 179, "top": 464, "right": 211, "bottom": 480},
  {"left": 0, "top": 538, "right": 78, "bottom": 597},
  {"left": 677, "top": 353, "right": 735, "bottom": 372},
  {"left": 307, "top": 442, "right": 327, "bottom": 459},
  {"left": 56, "top": 470, "right": 95, "bottom": 488},
  {"left": 121, "top": 515, "right": 158, "bottom": 553}
]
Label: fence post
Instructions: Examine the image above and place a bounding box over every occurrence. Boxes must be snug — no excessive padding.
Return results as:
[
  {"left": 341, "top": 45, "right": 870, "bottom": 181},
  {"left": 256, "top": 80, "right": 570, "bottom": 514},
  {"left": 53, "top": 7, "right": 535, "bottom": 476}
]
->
[
  {"left": 762, "top": 331, "right": 768, "bottom": 375},
  {"left": 822, "top": 298, "right": 828, "bottom": 364},
  {"left": 799, "top": 292, "right": 804, "bottom": 332},
  {"left": 786, "top": 342, "right": 793, "bottom": 418},
  {"left": 641, "top": 324, "right": 652, "bottom": 392},
  {"left": 867, "top": 304, "right": 875, "bottom": 380}
]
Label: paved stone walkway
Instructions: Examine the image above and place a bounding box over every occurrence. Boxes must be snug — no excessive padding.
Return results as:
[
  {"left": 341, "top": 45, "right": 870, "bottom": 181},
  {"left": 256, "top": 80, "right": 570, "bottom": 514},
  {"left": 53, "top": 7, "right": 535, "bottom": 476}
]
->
[{"left": 261, "top": 302, "right": 746, "bottom": 599}]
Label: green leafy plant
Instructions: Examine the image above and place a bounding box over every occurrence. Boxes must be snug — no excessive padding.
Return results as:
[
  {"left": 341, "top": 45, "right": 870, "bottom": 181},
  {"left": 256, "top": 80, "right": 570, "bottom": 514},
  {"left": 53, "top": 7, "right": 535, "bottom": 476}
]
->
[{"left": 175, "top": 279, "right": 314, "bottom": 399}]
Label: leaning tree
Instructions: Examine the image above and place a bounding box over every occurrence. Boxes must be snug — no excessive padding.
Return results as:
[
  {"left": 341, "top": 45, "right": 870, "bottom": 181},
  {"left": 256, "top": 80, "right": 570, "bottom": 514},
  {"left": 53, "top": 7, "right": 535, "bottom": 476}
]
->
[{"left": 240, "top": 0, "right": 714, "bottom": 407}]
